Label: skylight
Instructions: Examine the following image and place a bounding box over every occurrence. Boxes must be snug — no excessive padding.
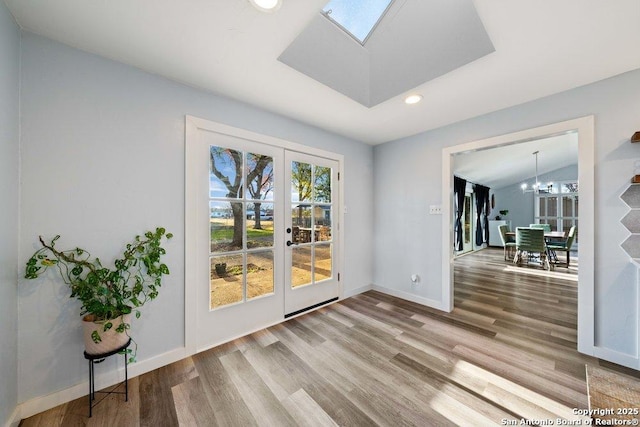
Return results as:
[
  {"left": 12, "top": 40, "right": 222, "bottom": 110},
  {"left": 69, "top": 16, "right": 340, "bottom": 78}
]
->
[{"left": 322, "top": 0, "right": 394, "bottom": 44}]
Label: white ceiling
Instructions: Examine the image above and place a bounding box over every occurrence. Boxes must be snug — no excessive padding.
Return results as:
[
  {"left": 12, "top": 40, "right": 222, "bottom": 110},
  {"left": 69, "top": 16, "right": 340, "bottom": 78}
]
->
[
  {"left": 453, "top": 132, "right": 578, "bottom": 190},
  {"left": 4, "top": 0, "right": 640, "bottom": 145},
  {"left": 279, "top": 0, "right": 494, "bottom": 107}
]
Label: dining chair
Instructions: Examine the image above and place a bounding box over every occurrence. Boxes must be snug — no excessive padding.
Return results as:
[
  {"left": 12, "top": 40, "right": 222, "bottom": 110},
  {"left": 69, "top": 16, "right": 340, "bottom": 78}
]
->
[
  {"left": 498, "top": 224, "right": 516, "bottom": 261},
  {"left": 529, "top": 223, "right": 552, "bottom": 232},
  {"left": 546, "top": 226, "right": 577, "bottom": 267},
  {"left": 514, "top": 227, "right": 551, "bottom": 270}
]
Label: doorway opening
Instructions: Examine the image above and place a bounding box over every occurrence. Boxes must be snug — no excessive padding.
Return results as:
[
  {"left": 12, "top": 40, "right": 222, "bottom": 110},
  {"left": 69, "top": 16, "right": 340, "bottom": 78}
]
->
[{"left": 441, "top": 116, "right": 595, "bottom": 356}]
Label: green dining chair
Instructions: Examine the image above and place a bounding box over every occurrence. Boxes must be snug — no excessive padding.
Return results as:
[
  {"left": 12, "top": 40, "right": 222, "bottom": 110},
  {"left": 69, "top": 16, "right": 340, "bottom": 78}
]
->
[
  {"left": 514, "top": 227, "right": 551, "bottom": 270},
  {"left": 498, "top": 224, "right": 516, "bottom": 261},
  {"left": 547, "top": 226, "right": 576, "bottom": 267},
  {"left": 529, "top": 223, "right": 552, "bottom": 232}
]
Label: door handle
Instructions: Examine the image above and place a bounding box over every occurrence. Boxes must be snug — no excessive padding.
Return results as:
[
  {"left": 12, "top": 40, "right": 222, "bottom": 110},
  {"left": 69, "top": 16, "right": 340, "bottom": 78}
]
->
[{"left": 286, "top": 240, "right": 297, "bottom": 247}]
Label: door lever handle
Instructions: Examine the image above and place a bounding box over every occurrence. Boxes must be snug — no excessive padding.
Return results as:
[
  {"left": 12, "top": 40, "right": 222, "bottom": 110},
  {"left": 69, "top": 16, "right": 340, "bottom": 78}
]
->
[{"left": 286, "top": 240, "right": 297, "bottom": 247}]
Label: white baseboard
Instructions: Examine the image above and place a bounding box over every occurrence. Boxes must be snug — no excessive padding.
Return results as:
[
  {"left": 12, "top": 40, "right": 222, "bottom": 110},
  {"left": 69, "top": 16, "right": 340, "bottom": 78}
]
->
[
  {"left": 343, "top": 284, "right": 373, "bottom": 299},
  {"left": 17, "top": 346, "right": 188, "bottom": 420},
  {"left": 371, "top": 285, "right": 448, "bottom": 312},
  {"left": 4, "top": 406, "right": 20, "bottom": 427},
  {"left": 593, "top": 346, "right": 640, "bottom": 370}
]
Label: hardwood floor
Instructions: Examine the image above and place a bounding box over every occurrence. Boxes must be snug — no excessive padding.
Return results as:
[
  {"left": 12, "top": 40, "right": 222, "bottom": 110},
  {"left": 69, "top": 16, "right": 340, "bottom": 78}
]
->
[{"left": 21, "top": 248, "right": 637, "bottom": 426}]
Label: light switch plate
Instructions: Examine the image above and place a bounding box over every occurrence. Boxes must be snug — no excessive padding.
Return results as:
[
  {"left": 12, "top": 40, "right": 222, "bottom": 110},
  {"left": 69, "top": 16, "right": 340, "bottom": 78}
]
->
[{"left": 429, "top": 205, "right": 442, "bottom": 215}]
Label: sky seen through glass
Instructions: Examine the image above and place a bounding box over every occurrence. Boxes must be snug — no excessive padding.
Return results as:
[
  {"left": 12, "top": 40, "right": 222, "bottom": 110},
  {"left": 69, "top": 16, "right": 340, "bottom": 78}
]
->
[{"left": 322, "top": 0, "right": 394, "bottom": 43}]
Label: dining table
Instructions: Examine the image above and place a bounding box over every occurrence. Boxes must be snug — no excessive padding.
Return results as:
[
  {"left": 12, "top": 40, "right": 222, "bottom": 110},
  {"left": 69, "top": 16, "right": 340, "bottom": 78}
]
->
[{"left": 505, "top": 230, "right": 566, "bottom": 240}]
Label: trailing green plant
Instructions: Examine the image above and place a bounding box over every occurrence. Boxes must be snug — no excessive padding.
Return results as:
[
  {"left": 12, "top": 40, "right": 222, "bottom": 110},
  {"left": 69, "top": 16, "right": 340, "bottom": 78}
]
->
[{"left": 25, "top": 227, "right": 173, "bottom": 361}]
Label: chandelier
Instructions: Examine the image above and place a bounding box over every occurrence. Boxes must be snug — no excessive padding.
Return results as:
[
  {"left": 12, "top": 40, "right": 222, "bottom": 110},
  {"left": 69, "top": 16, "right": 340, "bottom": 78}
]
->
[{"left": 521, "top": 151, "right": 553, "bottom": 194}]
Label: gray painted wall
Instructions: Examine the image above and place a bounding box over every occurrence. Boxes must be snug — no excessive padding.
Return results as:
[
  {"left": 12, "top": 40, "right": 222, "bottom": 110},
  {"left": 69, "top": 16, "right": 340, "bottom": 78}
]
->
[
  {"left": 373, "top": 67, "right": 640, "bottom": 360},
  {"left": 492, "top": 164, "right": 578, "bottom": 229},
  {"left": 0, "top": 2, "right": 20, "bottom": 425},
  {"left": 18, "top": 32, "right": 374, "bottom": 403}
]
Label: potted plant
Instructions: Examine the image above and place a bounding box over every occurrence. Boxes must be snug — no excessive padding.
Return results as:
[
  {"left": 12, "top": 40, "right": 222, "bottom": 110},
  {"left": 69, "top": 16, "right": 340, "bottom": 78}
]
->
[{"left": 24, "top": 227, "right": 173, "bottom": 361}]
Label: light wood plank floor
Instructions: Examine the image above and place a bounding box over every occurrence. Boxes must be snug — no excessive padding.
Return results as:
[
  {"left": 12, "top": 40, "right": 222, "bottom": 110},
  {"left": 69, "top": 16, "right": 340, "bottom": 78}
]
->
[{"left": 21, "top": 248, "right": 639, "bottom": 426}]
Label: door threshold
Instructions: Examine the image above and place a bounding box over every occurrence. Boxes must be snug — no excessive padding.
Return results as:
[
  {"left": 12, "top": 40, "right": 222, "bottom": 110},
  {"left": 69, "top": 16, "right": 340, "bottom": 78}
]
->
[{"left": 285, "top": 297, "right": 339, "bottom": 319}]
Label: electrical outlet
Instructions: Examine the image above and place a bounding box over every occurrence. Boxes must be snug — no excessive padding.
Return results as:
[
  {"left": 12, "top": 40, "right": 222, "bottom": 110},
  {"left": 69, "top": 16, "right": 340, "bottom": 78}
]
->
[{"left": 429, "top": 205, "right": 442, "bottom": 215}]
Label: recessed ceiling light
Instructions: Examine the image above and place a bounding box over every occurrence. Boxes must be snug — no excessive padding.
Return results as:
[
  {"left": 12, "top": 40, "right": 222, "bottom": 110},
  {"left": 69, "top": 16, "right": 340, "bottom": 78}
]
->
[
  {"left": 249, "top": 0, "right": 282, "bottom": 12},
  {"left": 404, "top": 94, "right": 423, "bottom": 105}
]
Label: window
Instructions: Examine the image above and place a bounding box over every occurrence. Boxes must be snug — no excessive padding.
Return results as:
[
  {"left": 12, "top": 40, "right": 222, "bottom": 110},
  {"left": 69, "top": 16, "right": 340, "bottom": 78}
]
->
[
  {"left": 535, "top": 180, "right": 579, "bottom": 245},
  {"left": 322, "top": 0, "right": 394, "bottom": 44}
]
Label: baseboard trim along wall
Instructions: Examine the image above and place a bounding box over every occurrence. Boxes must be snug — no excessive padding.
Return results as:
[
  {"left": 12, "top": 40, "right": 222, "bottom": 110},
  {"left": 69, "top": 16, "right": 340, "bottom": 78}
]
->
[
  {"left": 4, "top": 407, "right": 21, "bottom": 427},
  {"left": 16, "top": 347, "right": 188, "bottom": 420},
  {"left": 372, "top": 285, "right": 448, "bottom": 312},
  {"left": 593, "top": 346, "right": 640, "bottom": 370},
  {"left": 343, "top": 284, "right": 373, "bottom": 299}
]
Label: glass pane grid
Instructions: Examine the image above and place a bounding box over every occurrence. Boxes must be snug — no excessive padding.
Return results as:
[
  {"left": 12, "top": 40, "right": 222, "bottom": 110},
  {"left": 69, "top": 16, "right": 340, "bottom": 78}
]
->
[
  {"left": 290, "top": 160, "right": 334, "bottom": 289},
  {"left": 209, "top": 146, "right": 276, "bottom": 309}
]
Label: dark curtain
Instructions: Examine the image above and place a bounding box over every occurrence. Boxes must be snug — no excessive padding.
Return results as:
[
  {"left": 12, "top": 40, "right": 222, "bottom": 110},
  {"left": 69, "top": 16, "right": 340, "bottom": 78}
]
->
[
  {"left": 454, "top": 176, "right": 467, "bottom": 251},
  {"left": 474, "top": 184, "right": 491, "bottom": 246}
]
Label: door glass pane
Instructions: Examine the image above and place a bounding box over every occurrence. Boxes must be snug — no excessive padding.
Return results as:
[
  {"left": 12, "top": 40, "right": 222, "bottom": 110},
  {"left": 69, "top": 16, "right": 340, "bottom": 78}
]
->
[
  {"left": 314, "top": 205, "right": 332, "bottom": 242},
  {"left": 291, "top": 161, "right": 312, "bottom": 202},
  {"left": 547, "top": 197, "right": 558, "bottom": 216},
  {"left": 539, "top": 198, "right": 546, "bottom": 216},
  {"left": 210, "top": 201, "right": 243, "bottom": 253},
  {"left": 247, "top": 251, "right": 274, "bottom": 300},
  {"left": 562, "top": 196, "right": 573, "bottom": 217},
  {"left": 246, "top": 153, "right": 274, "bottom": 201},
  {"left": 314, "top": 244, "right": 332, "bottom": 282},
  {"left": 292, "top": 204, "right": 312, "bottom": 243},
  {"left": 314, "top": 166, "right": 332, "bottom": 202},
  {"left": 210, "top": 254, "right": 244, "bottom": 309},
  {"left": 210, "top": 201, "right": 231, "bottom": 252},
  {"left": 547, "top": 219, "right": 558, "bottom": 231},
  {"left": 246, "top": 202, "right": 274, "bottom": 249},
  {"left": 210, "top": 147, "right": 242, "bottom": 199},
  {"left": 292, "top": 246, "right": 312, "bottom": 288}
]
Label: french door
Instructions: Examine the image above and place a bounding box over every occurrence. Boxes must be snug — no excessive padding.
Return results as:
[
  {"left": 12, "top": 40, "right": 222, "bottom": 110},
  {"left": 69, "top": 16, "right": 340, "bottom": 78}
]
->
[
  {"left": 284, "top": 151, "right": 339, "bottom": 316},
  {"left": 188, "top": 125, "right": 340, "bottom": 351}
]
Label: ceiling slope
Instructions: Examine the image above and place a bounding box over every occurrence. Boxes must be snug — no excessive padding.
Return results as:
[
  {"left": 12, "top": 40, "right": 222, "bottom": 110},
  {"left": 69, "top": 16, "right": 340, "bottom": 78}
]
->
[{"left": 5, "top": 0, "right": 640, "bottom": 144}]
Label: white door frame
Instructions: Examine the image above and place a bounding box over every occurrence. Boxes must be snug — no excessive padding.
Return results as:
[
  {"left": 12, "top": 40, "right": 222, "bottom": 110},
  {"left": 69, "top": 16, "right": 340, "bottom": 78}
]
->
[
  {"left": 441, "top": 116, "right": 595, "bottom": 356},
  {"left": 185, "top": 115, "right": 344, "bottom": 355}
]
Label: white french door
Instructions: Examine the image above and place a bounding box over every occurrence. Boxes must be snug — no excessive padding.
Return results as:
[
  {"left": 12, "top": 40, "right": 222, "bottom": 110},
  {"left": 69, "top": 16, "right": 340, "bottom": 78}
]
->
[
  {"left": 284, "top": 151, "right": 340, "bottom": 316},
  {"left": 193, "top": 131, "right": 285, "bottom": 350},
  {"left": 186, "top": 121, "right": 341, "bottom": 352}
]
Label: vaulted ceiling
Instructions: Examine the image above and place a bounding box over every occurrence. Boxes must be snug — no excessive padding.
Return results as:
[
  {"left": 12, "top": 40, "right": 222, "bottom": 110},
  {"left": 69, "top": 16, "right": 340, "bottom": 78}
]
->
[
  {"left": 4, "top": 0, "right": 640, "bottom": 144},
  {"left": 453, "top": 133, "right": 578, "bottom": 190}
]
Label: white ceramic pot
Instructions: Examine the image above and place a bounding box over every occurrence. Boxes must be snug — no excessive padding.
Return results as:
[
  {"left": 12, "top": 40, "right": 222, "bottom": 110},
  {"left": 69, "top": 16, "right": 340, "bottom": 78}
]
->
[{"left": 82, "top": 313, "right": 131, "bottom": 356}]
